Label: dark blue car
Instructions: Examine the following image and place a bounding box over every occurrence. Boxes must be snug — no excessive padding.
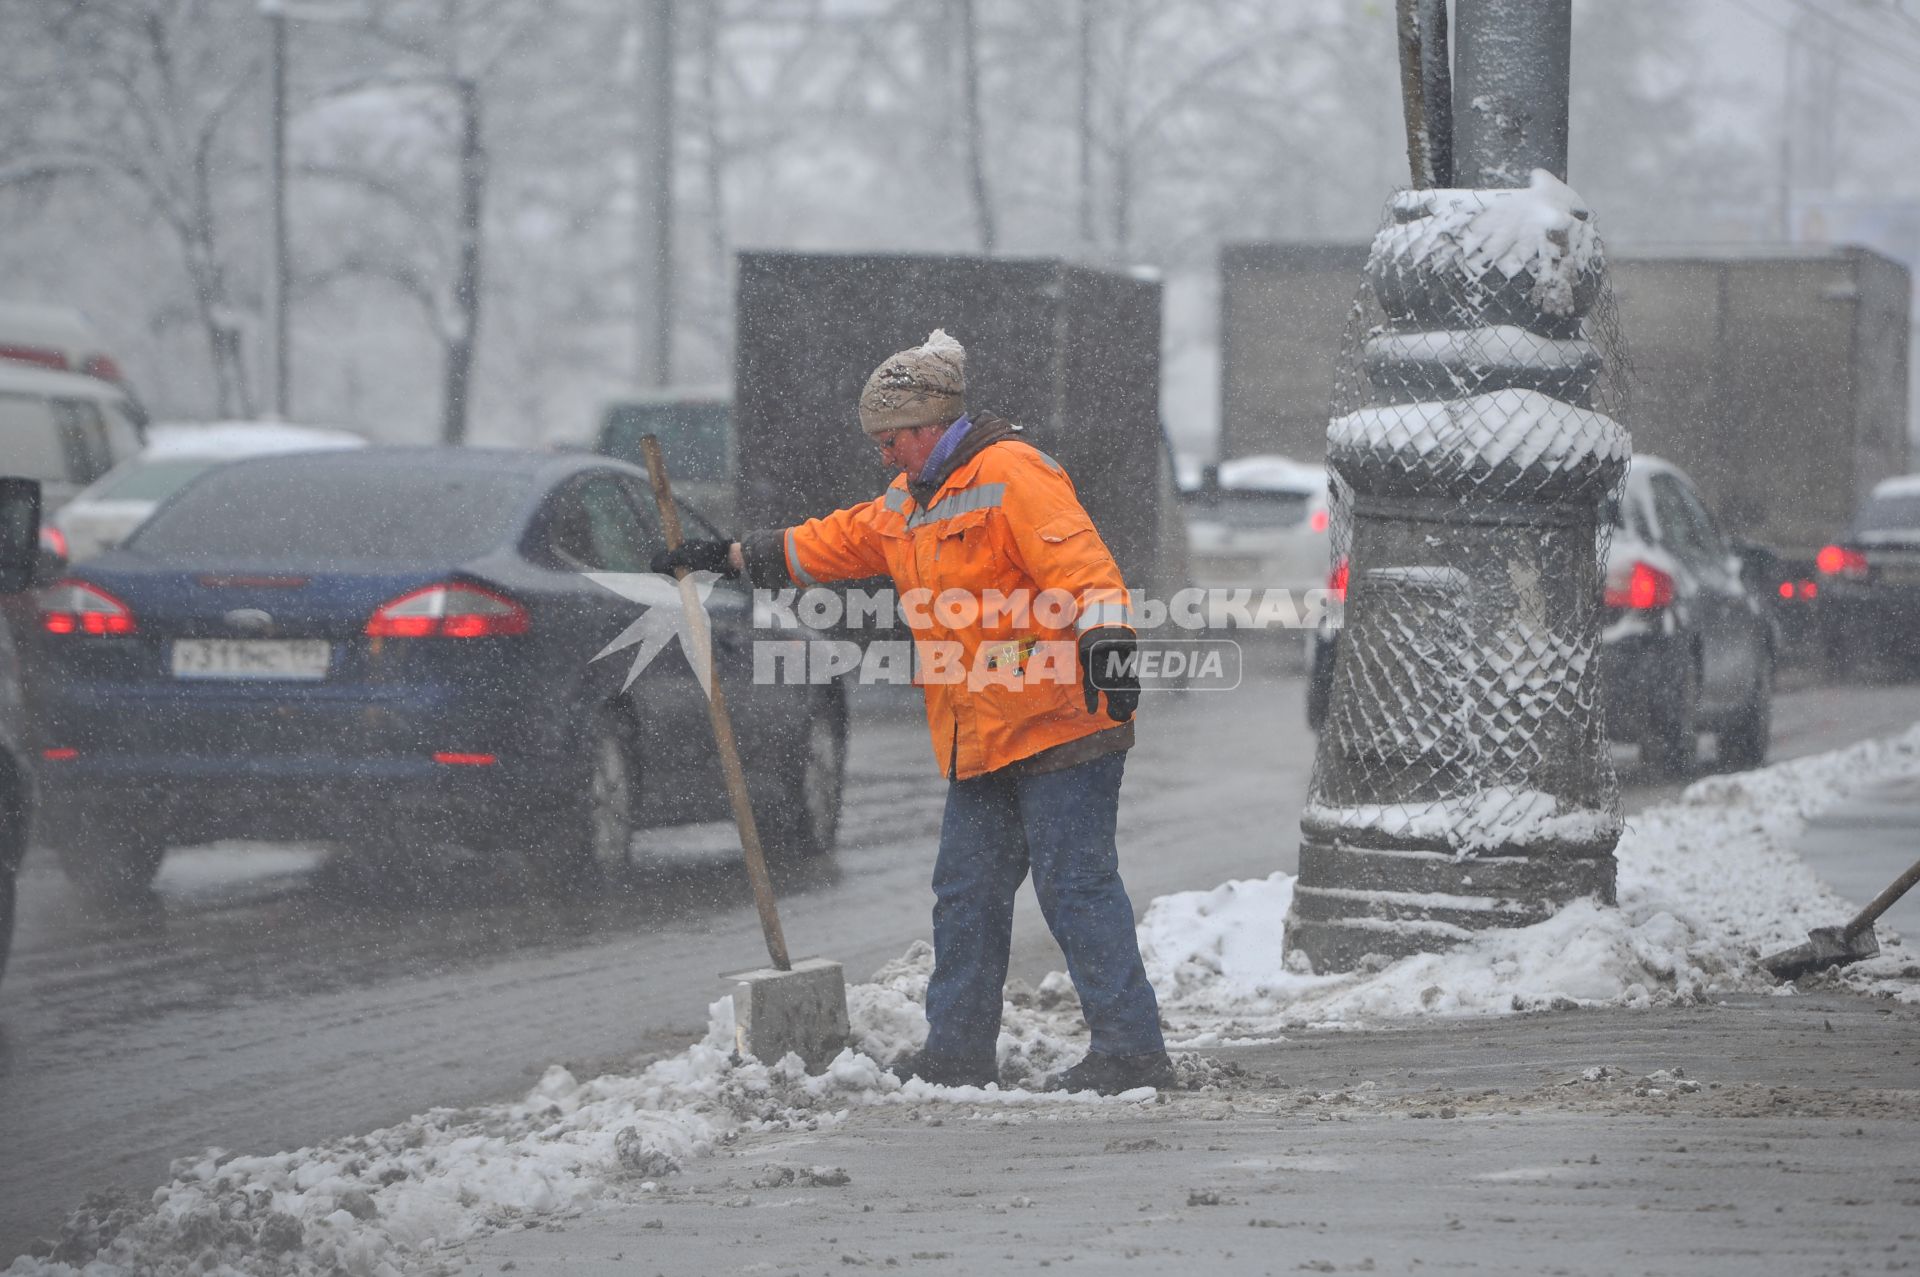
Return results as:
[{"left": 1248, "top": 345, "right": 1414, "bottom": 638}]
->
[{"left": 27, "top": 447, "right": 847, "bottom": 901}]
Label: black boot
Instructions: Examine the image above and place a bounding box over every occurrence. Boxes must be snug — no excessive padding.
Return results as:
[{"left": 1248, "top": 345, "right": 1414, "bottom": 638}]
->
[
  {"left": 1047, "top": 1050, "right": 1176, "bottom": 1095},
  {"left": 889, "top": 1049, "right": 997, "bottom": 1089}
]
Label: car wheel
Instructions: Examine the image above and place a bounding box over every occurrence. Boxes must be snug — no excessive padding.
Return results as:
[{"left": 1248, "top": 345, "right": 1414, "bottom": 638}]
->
[
  {"left": 1718, "top": 656, "right": 1773, "bottom": 771},
  {"left": 55, "top": 833, "right": 165, "bottom": 906},
  {"left": 759, "top": 694, "right": 846, "bottom": 862},
  {"left": 535, "top": 709, "right": 638, "bottom": 891},
  {"left": 1641, "top": 651, "right": 1699, "bottom": 778}
]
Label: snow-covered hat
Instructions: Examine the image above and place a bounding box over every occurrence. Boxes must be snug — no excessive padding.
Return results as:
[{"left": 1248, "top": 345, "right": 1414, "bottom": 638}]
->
[{"left": 857, "top": 329, "right": 966, "bottom": 435}]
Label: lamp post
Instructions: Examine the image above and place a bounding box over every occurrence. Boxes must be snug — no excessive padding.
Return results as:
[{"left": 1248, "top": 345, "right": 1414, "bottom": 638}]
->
[
  {"left": 1286, "top": 0, "right": 1628, "bottom": 972},
  {"left": 261, "top": 0, "right": 289, "bottom": 420}
]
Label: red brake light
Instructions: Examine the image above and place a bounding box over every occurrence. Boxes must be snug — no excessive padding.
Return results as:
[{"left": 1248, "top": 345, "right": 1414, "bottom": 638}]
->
[
  {"left": 1310, "top": 508, "right": 1330, "bottom": 534},
  {"left": 1328, "top": 558, "right": 1349, "bottom": 602},
  {"left": 0, "top": 344, "right": 69, "bottom": 372},
  {"left": 1816, "top": 544, "right": 1868, "bottom": 578},
  {"left": 1777, "top": 580, "right": 1795, "bottom": 600},
  {"left": 40, "top": 525, "right": 68, "bottom": 560},
  {"left": 41, "top": 579, "right": 137, "bottom": 635},
  {"left": 1799, "top": 579, "right": 1817, "bottom": 600},
  {"left": 81, "top": 354, "right": 123, "bottom": 382},
  {"left": 433, "top": 752, "right": 498, "bottom": 766},
  {"left": 1604, "top": 561, "right": 1675, "bottom": 610},
  {"left": 366, "top": 583, "right": 529, "bottom": 638}
]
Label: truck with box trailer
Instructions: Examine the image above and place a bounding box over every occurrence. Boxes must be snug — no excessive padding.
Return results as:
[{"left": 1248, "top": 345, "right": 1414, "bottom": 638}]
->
[
  {"left": 732, "top": 252, "right": 1189, "bottom": 611},
  {"left": 1219, "top": 241, "right": 1911, "bottom": 567}
]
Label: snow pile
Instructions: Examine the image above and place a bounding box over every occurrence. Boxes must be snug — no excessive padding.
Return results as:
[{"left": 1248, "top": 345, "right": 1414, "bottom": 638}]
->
[
  {"left": 1146, "top": 724, "right": 1920, "bottom": 1040},
  {"left": 10, "top": 1006, "right": 864, "bottom": 1276},
  {"left": 10, "top": 963, "right": 1128, "bottom": 1276}
]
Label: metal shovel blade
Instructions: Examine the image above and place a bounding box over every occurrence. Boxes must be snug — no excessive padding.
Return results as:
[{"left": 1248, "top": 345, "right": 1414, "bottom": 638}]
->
[
  {"left": 730, "top": 958, "right": 850, "bottom": 1072},
  {"left": 1761, "top": 925, "right": 1880, "bottom": 982}
]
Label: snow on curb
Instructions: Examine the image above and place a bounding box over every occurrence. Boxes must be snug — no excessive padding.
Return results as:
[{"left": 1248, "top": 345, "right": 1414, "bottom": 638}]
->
[
  {"left": 7, "top": 952, "right": 1137, "bottom": 1277},
  {"left": 1144, "top": 723, "right": 1920, "bottom": 1040},
  {"left": 12, "top": 726, "right": 1919, "bottom": 1275}
]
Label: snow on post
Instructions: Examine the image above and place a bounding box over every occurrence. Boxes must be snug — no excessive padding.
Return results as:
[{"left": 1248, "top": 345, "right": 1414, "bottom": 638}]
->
[{"left": 1288, "top": 158, "right": 1631, "bottom": 974}]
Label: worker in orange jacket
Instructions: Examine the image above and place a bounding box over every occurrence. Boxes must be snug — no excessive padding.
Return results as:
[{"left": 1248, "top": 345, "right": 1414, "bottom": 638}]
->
[{"left": 653, "top": 330, "right": 1172, "bottom": 1095}]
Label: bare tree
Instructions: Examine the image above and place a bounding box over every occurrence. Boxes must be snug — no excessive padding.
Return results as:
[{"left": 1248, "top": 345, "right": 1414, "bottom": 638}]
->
[
  {"left": 0, "top": 0, "right": 262, "bottom": 415},
  {"left": 299, "top": 0, "right": 536, "bottom": 444},
  {"left": 954, "top": 0, "right": 996, "bottom": 253}
]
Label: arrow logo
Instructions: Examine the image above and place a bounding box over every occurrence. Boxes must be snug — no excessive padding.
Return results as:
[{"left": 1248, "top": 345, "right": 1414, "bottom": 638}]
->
[{"left": 585, "top": 571, "right": 722, "bottom": 697}]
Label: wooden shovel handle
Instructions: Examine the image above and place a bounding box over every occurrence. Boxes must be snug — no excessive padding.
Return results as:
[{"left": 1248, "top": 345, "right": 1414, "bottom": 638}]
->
[
  {"left": 1846, "top": 857, "right": 1920, "bottom": 940},
  {"left": 638, "top": 435, "right": 791, "bottom": 972}
]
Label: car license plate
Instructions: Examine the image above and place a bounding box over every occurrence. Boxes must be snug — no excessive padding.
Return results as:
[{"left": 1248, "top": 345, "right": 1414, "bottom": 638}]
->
[{"left": 171, "top": 639, "right": 332, "bottom": 681}]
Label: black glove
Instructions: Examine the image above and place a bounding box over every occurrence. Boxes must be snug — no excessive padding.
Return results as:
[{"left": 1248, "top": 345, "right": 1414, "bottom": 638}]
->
[
  {"left": 1077, "top": 626, "right": 1139, "bottom": 723},
  {"left": 650, "top": 539, "right": 737, "bottom": 578}
]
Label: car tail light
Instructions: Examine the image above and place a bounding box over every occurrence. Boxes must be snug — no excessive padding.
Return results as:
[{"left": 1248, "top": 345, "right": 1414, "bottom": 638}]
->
[
  {"left": 1328, "top": 558, "right": 1349, "bottom": 602},
  {"left": 1816, "top": 544, "right": 1869, "bottom": 578},
  {"left": 40, "top": 524, "right": 68, "bottom": 560},
  {"left": 433, "top": 752, "right": 498, "bottom": 766},
  {"left": 41, "top": 579, "right": 137, "bottom": 635},
  {"left": 366, "top": 583, "right": 529, "bottom": 638},
  {"left": 0, "top": 344, "right": 69, "bottom": 372},
  {"left": 1310, "top": 508, "right": 1330, "bottom": 534},
  {"left": 42, "top": 748, "right": 78, "bottom": 761},
  {"left": 81, "top": 354, "right": 123, "bottom": 382},
  {"left": 1604, "top": 561, "right": 1675, "bottom": 610},
  {"left": 1777, "top": 579, "right": 1820, "bottom": 601}
]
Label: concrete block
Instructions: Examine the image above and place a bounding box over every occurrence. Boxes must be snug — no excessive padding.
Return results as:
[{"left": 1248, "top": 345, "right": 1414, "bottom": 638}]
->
[{"left": 730, "top": 958, "right": 849, "bottom": 1073}]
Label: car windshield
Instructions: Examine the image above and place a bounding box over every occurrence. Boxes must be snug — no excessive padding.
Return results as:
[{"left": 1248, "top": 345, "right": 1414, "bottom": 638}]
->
[
  {"left": 128, "top": 461, "right": 531, "bottom": 565},
  {"left": 1857, "top": 493, "right": 1920, "bottom": 535},
  {"left": 1183, "top": 488, "right": 1313, "bottom": 529},
  {"left": 95, "top": 457, "right": 219, "bottom": 502}
]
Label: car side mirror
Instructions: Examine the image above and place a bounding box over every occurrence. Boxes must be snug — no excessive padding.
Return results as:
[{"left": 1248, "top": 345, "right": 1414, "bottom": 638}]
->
[{"left": 0, "top": 477, "right": 42, "bottom": 595}]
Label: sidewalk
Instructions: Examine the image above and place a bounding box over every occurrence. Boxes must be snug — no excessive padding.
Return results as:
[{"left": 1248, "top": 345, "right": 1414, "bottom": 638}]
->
[
  {"left": 442, "top": 778, "right": 1920, "bottom": 1277},
  {"left": 444, "top": 992, "right": 1920, "bottom": 1277}
]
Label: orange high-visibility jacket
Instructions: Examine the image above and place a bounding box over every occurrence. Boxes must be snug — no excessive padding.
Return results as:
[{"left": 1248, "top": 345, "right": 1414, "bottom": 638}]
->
[{"left": 778, "top": 438, "right": 1132, "bottom": 780}]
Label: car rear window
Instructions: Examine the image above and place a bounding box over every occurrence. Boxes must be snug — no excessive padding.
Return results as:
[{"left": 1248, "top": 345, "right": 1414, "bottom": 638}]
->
[
  {"left": 1858, "top": 493, "right": 1920, "bottom": 534},
  {"left": 128, "top": 461, "right": 530, "bottom": 563}
]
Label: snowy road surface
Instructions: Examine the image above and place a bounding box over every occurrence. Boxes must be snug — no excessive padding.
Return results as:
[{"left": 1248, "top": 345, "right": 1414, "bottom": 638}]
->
[{"left": 3, "top": 652, "right": 1919, "bottom": 1255}]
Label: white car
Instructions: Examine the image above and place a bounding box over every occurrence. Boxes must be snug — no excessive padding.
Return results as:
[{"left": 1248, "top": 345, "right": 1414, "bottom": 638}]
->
[
  {"left": 53, "top": 421, "right": 366, "bottom": 561},
  {"left": 0, "top": 362, "right": 147, "bottom": 517},
  {"left": 1182, "top": 454, "right": 1333, "bottom": 628}
]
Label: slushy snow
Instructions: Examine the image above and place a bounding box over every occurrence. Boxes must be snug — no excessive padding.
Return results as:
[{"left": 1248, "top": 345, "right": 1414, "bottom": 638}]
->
[{"left": 11, "top": 725, "right": 1919, "bottom": 1276}]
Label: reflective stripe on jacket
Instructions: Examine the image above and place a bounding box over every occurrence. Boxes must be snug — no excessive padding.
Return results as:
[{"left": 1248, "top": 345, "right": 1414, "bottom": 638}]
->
[{"left": 779, "top": 438, "right": 1131, "bottom": 780}]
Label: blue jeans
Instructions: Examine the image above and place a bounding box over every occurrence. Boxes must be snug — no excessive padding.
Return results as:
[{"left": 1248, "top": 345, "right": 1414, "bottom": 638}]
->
[{"left": 923, "top": 751, "right": 1165, "bottom": 1067}]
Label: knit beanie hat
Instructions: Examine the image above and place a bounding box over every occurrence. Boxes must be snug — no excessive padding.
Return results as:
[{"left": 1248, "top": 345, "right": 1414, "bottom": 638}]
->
[{"left": 857, "top": 329, "right": 966, "bottom": 435}]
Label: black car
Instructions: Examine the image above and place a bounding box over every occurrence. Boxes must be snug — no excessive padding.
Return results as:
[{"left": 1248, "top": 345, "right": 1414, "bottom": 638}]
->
[
  {"left": 1817, "top": 476, "right": 1920, "bottom": 675},
  {"left": 27, "top": 447, "right": 846, "bottom": 902},
  {"left": 1307, "top": 455, "right": 1774, "bottom": 777}
]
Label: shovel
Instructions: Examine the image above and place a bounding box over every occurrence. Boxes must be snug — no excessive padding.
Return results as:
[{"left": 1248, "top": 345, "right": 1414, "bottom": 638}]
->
[
  {"left": 638, "top": 435, "right": 848, "bottom": 1069},
  {"left": 1762, "top": 857, "right": 1920, "bottom": 981}
]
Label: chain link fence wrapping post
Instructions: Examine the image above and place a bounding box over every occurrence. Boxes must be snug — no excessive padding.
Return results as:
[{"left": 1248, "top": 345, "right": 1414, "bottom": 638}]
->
[{"left": 1285, "top": 0, "right": 1630, "bottom": 972}]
